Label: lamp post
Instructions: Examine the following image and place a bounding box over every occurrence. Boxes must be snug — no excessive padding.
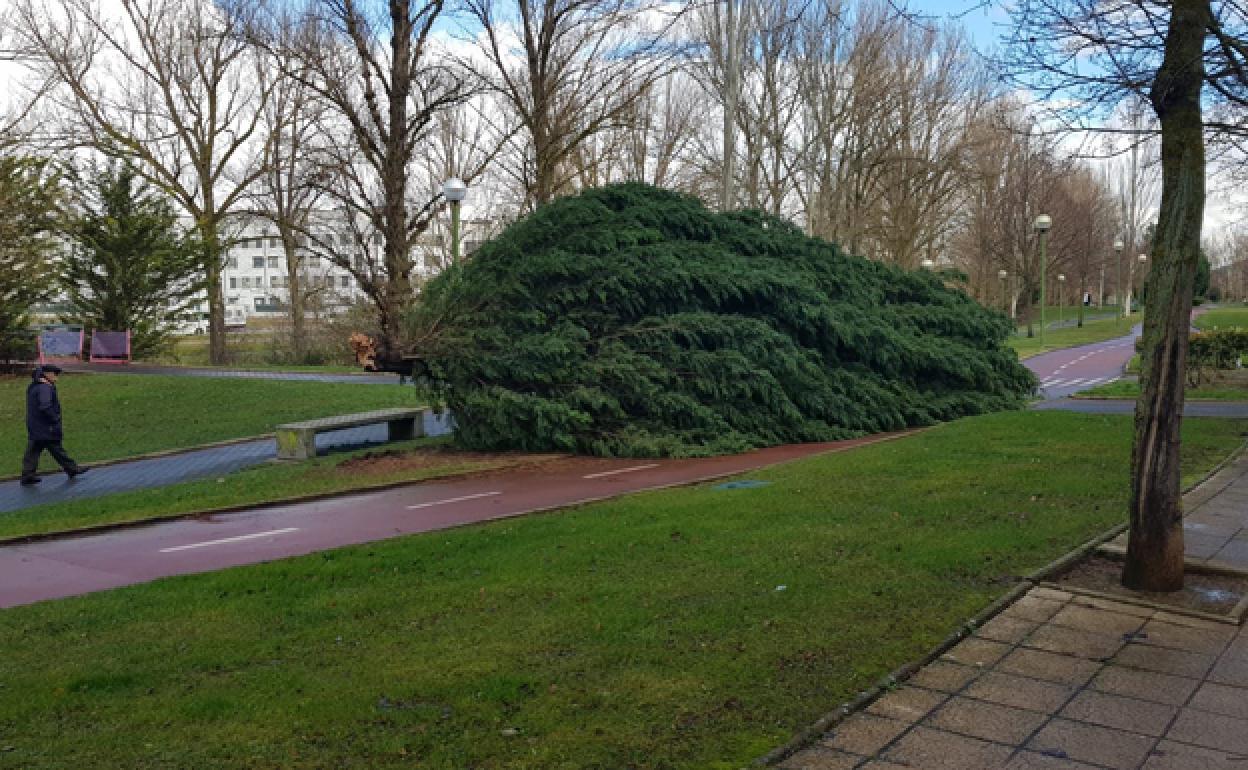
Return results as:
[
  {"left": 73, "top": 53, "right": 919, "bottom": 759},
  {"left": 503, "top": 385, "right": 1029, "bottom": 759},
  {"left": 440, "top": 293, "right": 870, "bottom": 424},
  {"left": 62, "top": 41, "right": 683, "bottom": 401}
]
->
[
  {"left": 1113, "top": 238, "right": 1125, "bottom": 318},
  {"left": 442, "top": 177, "right": 468, "bottom": 263},
  {"left": 1136, "top": 253, "right": 1148, "bottom": 311},
  {"left": 1057, "top": 273, "right": 1066, "bottom": 327},
  {"left": 1034, "top": 214, "right": 1052, "bottom": 347},
  {"left": 920, "top": 258, "right": 935, "bottom": 270},
  {"left": 998, "top": 268, "right": 1009, "bottom": 316}
]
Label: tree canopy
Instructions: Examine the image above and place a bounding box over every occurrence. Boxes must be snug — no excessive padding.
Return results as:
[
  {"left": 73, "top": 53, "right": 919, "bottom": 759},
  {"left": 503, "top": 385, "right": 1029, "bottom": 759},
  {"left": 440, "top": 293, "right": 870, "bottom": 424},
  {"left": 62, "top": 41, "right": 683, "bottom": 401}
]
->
[
  {"left": 407, "top": 184, "right": 1035, "bottom": 457},
  {"left": 0, "top": 152, "right": 61, "bottom": 363},
  {"left": 60, "top": 162, "right": 204, "bottom": 358}
]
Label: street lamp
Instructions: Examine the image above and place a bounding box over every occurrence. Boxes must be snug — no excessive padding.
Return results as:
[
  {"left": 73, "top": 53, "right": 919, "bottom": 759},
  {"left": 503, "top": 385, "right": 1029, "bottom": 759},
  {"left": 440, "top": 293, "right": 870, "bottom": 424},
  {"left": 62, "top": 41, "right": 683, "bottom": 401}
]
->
[
  {"left": 1113, "top": 238, "right": 1125, "bottom": 318},
  {"left": 998, "top": 268, "right": 1009, "bottom": 315},
  {"left": 1136, "top": 253, "right": 1148, "bottom": 310},
  {"left": 442, "top": 177, "right": 468, "bottom": 262},
  {"left": 1057, "top": 273, "right": 1066, "bottom": 327},
  {"left": 920, "top": 258, "right": 935, "bottom": 270},
  {"left": 1034, "top": 214, "right": 1052, "bottom": 347}
]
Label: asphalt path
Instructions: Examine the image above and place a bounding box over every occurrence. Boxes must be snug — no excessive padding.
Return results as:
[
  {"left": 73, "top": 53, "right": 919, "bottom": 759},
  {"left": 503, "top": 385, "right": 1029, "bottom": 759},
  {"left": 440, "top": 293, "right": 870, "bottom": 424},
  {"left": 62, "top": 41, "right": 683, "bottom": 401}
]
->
[
  {"left": 1021, "top": 327, "right": 1139, "bottom": 400},
  {"left": 1034, "top": 398, "right": 1248, "bottom": 418},
  {"left": 1, "top": 412, "right": 455, "bottom": 514},
  {"left": 0, "top": 435, "right": 903, "bottom": 608},
  {"left": 61, "top": 362, "right": 401, "bottom": 384}
]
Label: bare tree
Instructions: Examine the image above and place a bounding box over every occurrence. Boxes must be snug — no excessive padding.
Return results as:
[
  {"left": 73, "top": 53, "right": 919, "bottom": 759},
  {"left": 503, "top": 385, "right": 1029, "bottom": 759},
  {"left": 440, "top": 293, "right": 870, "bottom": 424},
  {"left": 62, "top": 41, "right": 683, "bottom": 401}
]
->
[
  {"left": 15, "top": 0, "right": 274, "bottom": 365},
  {"left": 260, "top": 0, "right": 471, "bottom": 359},
  {"left": 465, "top": 0, "right": 684, "bottom": 209},
  {"left": 1008, "top": 0, "right": 1248, "bottom": 591}
]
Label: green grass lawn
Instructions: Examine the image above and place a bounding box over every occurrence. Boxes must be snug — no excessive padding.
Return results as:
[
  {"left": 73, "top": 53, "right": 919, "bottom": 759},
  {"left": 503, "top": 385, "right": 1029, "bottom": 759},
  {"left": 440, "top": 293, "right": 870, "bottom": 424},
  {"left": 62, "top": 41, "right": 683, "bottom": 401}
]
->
[
  {"left": 1, "top": 373, "right": 422, "bottom": 473},
  {"left": 1, "top": 411, "right": 1242, "bottom": 769},
  {"left": 1194, "top": 305, "right": 1248, "bottom": 330},
  {"left": 141, "top": 335, "right": 360, "bottom": 373},
  {"left": 1079, "top": 372, "right": 1248, "bottom": 401},
  {"left": 0, "top": 439, "right": 548, "bottom": 541},
  {"left": 1008, "top": 313, "right": 1140, "bottom": 359}
]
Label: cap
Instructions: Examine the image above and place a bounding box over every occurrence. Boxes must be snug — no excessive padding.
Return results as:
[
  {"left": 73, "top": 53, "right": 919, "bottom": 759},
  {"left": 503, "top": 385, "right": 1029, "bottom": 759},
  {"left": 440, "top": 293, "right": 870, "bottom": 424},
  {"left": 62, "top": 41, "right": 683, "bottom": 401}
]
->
[{"left": 41, "top": 364, "right": 63, "bottom": 374}]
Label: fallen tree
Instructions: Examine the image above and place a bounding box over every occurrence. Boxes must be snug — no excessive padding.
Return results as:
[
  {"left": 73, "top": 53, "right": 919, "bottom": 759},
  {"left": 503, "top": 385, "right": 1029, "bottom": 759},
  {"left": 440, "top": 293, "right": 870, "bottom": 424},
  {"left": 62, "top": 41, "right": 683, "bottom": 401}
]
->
[{"left": 376, "top": 184, "right": 1034, "bottom": 457}]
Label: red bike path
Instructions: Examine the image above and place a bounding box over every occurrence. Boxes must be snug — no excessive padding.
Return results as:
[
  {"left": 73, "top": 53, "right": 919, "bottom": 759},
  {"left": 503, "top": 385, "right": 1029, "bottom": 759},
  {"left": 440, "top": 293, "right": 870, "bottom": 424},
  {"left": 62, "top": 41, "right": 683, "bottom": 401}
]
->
[{"left": 0, "top": 434, "right": 906, "bottom": 609}]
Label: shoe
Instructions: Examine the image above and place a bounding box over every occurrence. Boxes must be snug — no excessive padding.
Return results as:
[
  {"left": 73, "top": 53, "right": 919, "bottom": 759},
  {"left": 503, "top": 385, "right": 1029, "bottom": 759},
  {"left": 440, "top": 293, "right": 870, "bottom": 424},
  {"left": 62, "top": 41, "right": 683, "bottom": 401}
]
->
[
  {"left": 68, "top": 466, "right": 90, "bottom": 479},
  {"left": 20, "top": 477, "right": 41, "bottom": 486}
]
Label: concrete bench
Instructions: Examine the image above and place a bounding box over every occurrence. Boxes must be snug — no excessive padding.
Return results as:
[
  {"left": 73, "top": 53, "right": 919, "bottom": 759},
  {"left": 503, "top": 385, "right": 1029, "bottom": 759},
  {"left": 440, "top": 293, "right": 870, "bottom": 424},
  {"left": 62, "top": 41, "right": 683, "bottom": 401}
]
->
[{"left": 274, "top": 407, "right": 429, "bottom": 460}]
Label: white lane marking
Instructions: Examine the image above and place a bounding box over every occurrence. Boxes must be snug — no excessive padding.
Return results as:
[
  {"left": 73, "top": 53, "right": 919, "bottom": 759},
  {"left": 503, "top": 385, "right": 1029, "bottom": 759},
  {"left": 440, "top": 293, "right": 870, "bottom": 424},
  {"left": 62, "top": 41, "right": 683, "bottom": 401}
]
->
[
  {"left": 583, "top": 463, "right": 660, "bottom": 479},
  {"left": 406, "top": 491, "right": 501, "bottom": 510},
  {"left": 160, "top": 528, "right": 300, "bottom": 553}
]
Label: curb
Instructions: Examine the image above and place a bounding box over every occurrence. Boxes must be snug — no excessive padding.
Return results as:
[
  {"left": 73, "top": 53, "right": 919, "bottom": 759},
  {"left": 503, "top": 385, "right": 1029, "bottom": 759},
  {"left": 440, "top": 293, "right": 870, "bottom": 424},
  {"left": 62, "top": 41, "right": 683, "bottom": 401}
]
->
[{"left": 751, "top": 436, "right": 1248, "bottom": 768}]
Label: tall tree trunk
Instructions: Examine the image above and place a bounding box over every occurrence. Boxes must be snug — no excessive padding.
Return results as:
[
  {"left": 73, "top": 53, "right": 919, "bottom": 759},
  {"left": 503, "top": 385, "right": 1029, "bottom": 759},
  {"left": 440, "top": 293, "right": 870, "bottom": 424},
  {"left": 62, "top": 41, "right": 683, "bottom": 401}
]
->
[
  {"left": 279, "top": 225, "right": 305, "bottom": 360},
  {"left": 1123, "top": 0, "right": 1209, "bottom": 592},
  {"left": 201, "top": 219, "right": 227, "bottom": 365}
]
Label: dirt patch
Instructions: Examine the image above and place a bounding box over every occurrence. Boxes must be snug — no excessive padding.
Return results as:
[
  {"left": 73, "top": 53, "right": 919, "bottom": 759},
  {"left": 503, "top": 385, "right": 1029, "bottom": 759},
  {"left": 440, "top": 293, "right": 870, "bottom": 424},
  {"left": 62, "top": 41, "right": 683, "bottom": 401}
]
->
[
  {"left": 335, "top": 447, "right": 564, "bottom": 476},
  {"left": 1052, "top": 553, "right": 1248, "bottom": 617}
]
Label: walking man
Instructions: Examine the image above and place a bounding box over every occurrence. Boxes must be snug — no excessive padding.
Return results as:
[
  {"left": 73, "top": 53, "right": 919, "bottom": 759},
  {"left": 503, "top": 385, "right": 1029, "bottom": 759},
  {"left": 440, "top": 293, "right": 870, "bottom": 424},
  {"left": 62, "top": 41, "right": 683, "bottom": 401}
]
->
[{"left": 21, "top": 364, "right": 88, "bottom": 486}]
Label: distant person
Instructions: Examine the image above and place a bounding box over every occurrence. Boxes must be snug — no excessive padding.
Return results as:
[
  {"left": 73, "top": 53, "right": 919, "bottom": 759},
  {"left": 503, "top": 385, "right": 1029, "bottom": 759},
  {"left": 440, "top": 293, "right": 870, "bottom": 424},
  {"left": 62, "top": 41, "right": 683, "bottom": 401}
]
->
[{"left": 21, "top": 365, "right": 89, "bottom": 486}]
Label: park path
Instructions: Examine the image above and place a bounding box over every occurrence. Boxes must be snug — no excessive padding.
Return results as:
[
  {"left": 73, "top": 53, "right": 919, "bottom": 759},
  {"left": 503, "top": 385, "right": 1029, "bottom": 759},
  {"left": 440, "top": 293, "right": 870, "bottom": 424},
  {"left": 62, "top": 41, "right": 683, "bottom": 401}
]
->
[
  {"left": 60, "top": 361, "right": 400, "bottom": 384},
  {"left": 777, "top": 449, "right": 1248, "bottom": 770},
  {"left": 0, "top": 434, "right": 904, "bottom": 608},
  {"left": 1022, "top": 328, "right": 1139, "bottom": 401}
]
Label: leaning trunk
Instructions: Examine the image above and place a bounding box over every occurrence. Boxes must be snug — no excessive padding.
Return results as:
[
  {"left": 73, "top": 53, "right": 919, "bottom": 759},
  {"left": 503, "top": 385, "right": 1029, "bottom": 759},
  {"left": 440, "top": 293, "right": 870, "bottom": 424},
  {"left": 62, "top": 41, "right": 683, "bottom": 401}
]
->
[{"left": 1123, "top": 0, "right": 1209, "bottom": 592}]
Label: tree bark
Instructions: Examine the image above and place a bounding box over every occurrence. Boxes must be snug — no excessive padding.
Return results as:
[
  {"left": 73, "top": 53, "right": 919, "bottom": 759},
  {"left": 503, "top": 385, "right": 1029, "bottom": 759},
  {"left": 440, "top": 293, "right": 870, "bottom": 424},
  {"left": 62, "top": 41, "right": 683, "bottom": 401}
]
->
[{"left": 1123, "top": 0, "right": 1210, "bottom": 592}]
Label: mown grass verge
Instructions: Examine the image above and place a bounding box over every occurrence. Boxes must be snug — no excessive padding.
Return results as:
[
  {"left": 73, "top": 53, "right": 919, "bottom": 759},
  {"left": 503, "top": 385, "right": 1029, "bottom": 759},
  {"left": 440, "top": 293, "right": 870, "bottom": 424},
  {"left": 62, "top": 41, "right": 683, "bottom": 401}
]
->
[
  {"left": 1, "top": 411, "right": 1244, "bottom": 769},
  {"left": 0, "top": 438, "right": 542, "bottom": 542},
  {"left": 1008, "top": 313, "right": 1140, "bottom": 359},
  {"left": 0, "top": 373, "right": 421, "bottom": 473}
]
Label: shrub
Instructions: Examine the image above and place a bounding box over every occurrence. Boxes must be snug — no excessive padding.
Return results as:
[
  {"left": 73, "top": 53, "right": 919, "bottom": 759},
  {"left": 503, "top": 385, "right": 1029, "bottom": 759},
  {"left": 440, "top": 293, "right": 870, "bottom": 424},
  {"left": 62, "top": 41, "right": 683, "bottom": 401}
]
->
[{"left": 408, "top": 184, "right": 1036, "bottom": 457}]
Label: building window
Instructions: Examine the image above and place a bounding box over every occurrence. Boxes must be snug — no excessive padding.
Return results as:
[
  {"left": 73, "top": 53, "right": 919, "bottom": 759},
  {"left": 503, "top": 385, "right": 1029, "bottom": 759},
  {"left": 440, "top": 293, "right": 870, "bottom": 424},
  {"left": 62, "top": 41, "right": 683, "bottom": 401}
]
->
[
  {"left": 241, "top": 276, "right": 251, "bottom": 288},
  {"left": 340, "top": 275, "right": 350, "bottom": 288},
  {"left": 252, "top": 256, "right": 264, "bottom": 269},
  {"left": 306, "top": 255, "right": 319, "bottom": 267},
  {"left": 229, "top": 257, "right": 238, "bottom": 269},
  {"left": 268, "top": 256, "right": 279, "bottom": 269},
  {"left": 230, "top": 277, "right": 237, "bottom": 289},
  {"left": 270, "top": 276, "right": 279, "bottom": 288}
]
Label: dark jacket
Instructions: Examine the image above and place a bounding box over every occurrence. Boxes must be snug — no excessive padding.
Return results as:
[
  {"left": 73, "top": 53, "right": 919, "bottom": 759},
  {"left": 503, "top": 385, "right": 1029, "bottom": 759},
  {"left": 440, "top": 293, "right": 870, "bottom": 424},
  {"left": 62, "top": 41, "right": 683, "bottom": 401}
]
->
[{"left": 26, "top": 370, "right": 63, "bottom": 442}]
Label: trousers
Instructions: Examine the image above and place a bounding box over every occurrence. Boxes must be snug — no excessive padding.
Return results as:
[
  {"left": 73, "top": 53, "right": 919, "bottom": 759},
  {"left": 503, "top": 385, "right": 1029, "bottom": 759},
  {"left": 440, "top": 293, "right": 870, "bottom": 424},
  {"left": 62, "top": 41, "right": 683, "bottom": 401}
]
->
[{"left": 21, "top": 439, "right": 80, "bottom": 479}]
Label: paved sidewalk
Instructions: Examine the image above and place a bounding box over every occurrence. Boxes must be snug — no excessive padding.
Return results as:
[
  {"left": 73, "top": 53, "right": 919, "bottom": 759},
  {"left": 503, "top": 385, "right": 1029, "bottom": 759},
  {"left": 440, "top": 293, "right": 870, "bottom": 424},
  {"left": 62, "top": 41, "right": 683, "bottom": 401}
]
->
[{"left": 776, "top": 451, "right": 1248, "bottom": 769}]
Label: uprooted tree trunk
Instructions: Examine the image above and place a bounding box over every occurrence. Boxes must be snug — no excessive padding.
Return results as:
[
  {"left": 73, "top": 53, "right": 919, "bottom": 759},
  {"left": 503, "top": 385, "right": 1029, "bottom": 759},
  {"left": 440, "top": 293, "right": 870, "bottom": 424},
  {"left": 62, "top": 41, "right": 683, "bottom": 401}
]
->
[{"left": 1123, "top": 0, "right": 1209, "bottom": 592}]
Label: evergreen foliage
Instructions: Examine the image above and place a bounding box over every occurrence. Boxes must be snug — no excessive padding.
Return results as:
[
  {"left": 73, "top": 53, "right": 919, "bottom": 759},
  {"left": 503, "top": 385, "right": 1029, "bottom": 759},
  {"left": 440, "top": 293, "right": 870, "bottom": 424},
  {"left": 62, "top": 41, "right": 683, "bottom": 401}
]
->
[
  {"left": 410, "top": 184, "right": 1035, "bottom": 457},
  {"left": 60, "top": 162, "right": 204, "bottom": 358},
  {"left": 0, "top": 153, "right": 61, "bottom": 364}
]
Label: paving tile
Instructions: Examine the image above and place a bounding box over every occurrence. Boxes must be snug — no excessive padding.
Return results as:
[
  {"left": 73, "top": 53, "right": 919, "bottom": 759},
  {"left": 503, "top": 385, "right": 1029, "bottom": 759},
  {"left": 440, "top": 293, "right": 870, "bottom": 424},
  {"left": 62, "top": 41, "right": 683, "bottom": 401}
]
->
[
  {"left": 882, "top": 726, "right": 1014, "bottom": 769},
  {"left": 941, "top": 637, "right": 1012, "bottom": 668},
  {"left": 1137, "top": 618, "right": 1236, "bottom": 656},
  {"left": 1059, "top": 690, "right": 1177, "bottom": 736},
  {"left": 1111, "top": 643, "right": 1217, "bottom": 679},
  {"left": 1184, "top": 517, "right": 1241, "bottom": 537},
  {"left": 1211, "top": 539, "right": 1248, "bottom": 565},
  {"left": 1025, "top": 624, "right": 1124, "bottom": 661},
  {"left": 1141, "top": 739, "right": 1248, "bottom": 770},
  {"left": 821, "top": 713, "right": 909, "bottom": 756},
  {"left": 1089, "top": 665, "right": 1199, "bottom": 706},
  {"left": 997, "top": 648, "right": 1101, "bottom": 687},
  {"left": 857, "top": 762, "right": 911, "bottom": 769},
  {"left": 777, "top": 746, "right": 862, "bottom": 770},
  {"left": 976, "top": 614, "right": 1041, "bottom": 645},
  {"left": 1048, "top": 604, "right": 1147, "bottom": 637},
  {"left": 908, "top": 661, "right": 979, "bottom": 693},
  {"left": 963, "top": 671, "right": 1075, "bottom": 713},
  {"left": 1027, "top": 719, "right": 1156, "bottom": 770},
  {"left": 1188, "top": 681, "right": 1248, "bottom": 719},
  {"left": 1166, "top": 708, "right": 1248, "bottom": 754},
  {"left": 1031, "top": 587, "right": 1074, "bottom": 602},
  {"left": 1006, "top": 595, "right": 1068, "bottom": 623},
  {"left": 1068, "top": 594, "right": 1154, "bottom": 618},
  {"left": 1004, "top": 751, "right": 1103, "bottom": 769},
  {"left": 924, "top": 695, "right": 1048, "bottom": 744},
  {"left": 867, "top": 686, "right": 946, "bottom": 722},
  {"left": 1206, "top": 654, "right": 1248, "bottom": 687}
]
